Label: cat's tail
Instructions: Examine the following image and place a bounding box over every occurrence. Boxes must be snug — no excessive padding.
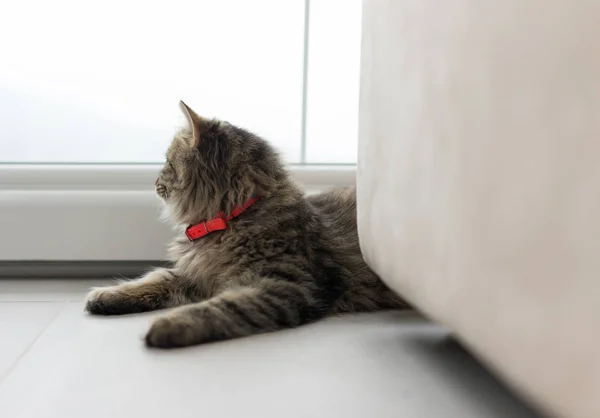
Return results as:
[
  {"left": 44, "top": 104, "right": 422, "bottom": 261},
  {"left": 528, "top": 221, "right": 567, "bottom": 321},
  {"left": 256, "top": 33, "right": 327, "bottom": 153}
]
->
[{"left": 144, "top": 278, "right": 327, "bottom": 348}]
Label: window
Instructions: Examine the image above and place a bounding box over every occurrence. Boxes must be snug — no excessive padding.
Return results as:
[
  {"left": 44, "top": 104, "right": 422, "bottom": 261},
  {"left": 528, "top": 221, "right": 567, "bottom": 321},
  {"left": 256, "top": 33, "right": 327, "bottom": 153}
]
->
[
  {"left": 0, "top": 0, "right": 361, "bottom": 263},
  {"left": 0, "top": 0, "right": 361, "bottom": 164}
]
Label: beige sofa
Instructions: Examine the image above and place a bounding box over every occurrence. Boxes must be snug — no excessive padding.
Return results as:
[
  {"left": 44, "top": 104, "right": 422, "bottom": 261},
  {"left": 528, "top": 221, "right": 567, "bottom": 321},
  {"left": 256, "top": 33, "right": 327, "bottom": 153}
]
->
[{"left": 357, "top": 1, "right": 600, "bottom": 417}]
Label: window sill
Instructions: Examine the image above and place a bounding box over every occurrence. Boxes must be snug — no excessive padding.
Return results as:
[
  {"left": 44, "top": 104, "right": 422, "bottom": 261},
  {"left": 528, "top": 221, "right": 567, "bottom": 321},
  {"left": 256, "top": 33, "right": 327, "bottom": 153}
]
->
[{"left": 0, "top": 164, "right": 355, "bottom": 192}]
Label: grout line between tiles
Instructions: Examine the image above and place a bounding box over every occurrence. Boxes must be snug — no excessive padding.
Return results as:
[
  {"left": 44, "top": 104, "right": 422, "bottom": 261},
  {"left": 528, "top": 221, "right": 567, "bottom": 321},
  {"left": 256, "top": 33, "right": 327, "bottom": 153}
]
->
[
  {"left": 0, "top": 301, "right": 67, "bottom": 386},
  {"left": 0, "top": 300, "right": 71, "bottom": 303}
]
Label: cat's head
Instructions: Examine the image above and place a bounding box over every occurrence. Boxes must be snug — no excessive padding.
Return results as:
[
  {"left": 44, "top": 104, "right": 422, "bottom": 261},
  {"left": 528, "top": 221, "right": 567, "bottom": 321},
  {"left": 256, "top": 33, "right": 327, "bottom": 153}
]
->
[{"left": 155, "top": 101, "right": 286, "bottom": 225}]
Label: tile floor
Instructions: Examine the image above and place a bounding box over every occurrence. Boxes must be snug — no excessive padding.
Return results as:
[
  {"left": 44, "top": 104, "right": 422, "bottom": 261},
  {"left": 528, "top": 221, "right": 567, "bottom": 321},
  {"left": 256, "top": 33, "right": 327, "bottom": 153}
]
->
[{"left": 0, "top": 279, "right": 541, "bottom": 418}]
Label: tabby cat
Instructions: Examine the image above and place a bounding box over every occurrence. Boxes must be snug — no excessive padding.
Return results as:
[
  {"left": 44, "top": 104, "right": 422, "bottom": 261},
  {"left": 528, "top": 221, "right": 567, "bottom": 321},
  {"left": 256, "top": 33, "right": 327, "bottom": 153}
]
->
[{"left": 85, "top": 102, "right": 406, "bottom": 348}]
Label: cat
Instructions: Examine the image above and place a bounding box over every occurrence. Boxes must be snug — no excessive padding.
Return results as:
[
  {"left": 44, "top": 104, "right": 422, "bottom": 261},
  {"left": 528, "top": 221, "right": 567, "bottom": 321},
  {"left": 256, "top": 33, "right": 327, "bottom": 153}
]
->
[{"left": 85, "top": 101, "right": 406, "bottom": 348}]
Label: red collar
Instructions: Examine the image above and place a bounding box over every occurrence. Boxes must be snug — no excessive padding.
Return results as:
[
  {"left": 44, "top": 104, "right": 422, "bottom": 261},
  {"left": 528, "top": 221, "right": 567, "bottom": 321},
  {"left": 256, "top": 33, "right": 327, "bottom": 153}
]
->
[{"left": 185, "top": 195, "right": 259, "bottom": 241}]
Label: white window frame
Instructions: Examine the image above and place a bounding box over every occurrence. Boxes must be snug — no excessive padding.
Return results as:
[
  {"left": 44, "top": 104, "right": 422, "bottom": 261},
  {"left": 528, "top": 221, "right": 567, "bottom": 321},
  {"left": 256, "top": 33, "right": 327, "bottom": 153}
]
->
[
  {"left": 0, "top": 0, "right": 361, "bottom": 262},
  {"left": 0, "top": 165, "right": 355, "bottom": 261}
]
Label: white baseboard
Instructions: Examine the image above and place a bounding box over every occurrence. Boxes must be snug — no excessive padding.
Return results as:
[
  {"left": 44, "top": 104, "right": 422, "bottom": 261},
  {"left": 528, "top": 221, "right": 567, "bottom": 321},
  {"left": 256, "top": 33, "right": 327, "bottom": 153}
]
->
[{"left": 0, "top": 165, "right": 355, "bottom": 260}]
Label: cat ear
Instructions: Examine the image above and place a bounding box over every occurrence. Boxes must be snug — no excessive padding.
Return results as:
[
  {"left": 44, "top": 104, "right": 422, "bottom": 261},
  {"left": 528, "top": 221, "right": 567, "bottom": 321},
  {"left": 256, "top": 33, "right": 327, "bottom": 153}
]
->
[{"left": 180, "top": 100, "right": 209, "bottom": 148}]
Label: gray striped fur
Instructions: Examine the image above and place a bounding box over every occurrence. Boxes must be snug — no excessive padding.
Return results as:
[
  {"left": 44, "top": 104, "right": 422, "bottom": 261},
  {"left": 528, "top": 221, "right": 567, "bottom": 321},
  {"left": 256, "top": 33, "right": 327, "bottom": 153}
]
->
[{"left": 85, "top": 102, "right": 406, "bottom": 348}]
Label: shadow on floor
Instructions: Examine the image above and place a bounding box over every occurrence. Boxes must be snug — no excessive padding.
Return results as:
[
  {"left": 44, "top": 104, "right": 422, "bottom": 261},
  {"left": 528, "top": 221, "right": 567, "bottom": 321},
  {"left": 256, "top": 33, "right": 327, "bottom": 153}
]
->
[{"left": 401, "top": 329, "right": 546, "bottom": 418}]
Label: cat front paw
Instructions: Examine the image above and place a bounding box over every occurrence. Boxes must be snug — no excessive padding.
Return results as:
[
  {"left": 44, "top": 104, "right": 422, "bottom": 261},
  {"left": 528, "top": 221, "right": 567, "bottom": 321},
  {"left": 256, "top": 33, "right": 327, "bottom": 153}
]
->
[
  {"left": 85, "top": 286, "right": 129, "bottom": 316},
  {"left": 145, "top": 314, "right": 197, "bottom": 348}
]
